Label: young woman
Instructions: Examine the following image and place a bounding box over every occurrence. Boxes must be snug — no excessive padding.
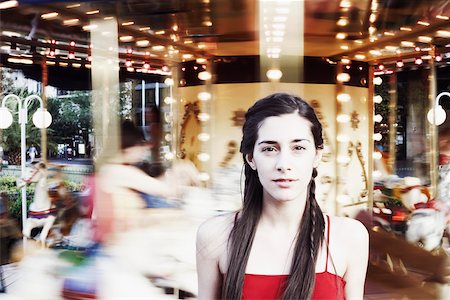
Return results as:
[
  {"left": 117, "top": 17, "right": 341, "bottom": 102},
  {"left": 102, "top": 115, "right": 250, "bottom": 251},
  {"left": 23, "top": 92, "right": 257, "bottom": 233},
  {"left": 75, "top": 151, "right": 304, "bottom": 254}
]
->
[{"left": 196, "top": 93, "right": 368, "bottom": 299}]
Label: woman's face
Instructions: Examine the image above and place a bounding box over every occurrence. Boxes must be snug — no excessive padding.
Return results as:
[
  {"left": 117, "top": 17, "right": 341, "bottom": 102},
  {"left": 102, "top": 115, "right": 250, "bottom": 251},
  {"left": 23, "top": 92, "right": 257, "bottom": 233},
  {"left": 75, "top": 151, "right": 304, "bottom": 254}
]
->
[{"left": 247, "top": 113, "right": 321, "bottom": 203}]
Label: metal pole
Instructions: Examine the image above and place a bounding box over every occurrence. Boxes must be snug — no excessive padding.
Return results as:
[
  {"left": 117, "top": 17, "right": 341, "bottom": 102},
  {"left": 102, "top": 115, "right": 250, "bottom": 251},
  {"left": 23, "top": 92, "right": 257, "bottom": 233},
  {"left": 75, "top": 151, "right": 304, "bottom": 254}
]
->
[{"left": 20, "top": 109, "right": 27, "bottom": 248}]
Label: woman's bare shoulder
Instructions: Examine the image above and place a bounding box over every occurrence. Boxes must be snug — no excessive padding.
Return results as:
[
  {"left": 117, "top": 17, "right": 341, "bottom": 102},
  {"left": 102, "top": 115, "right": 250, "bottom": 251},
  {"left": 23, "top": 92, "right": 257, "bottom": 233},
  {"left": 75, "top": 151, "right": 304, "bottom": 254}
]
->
[
  {"left": 328, "top": 215, "right": 369, "bottom": 245},
  {"left": 197, "top": 212, "right": 237, "bottom": 259}
]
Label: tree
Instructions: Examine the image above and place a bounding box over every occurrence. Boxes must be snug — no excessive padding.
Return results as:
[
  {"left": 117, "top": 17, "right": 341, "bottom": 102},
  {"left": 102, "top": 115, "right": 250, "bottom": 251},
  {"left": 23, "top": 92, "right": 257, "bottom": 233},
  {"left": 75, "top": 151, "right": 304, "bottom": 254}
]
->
[
  {"left": 47, "top": 91, "right": 92, "bottom": 150},
  {"left": 0, "top": 69, "right": 52, "bottom": 165}
]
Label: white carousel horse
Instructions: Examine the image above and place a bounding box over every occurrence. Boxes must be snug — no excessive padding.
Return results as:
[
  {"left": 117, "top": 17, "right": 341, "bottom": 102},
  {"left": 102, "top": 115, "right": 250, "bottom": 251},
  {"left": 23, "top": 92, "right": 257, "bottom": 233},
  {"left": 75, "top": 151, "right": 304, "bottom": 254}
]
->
[
  {"left": 398, "top": 177, "right": 446, "bottom": 251},
  {"left": 21, "top": 164, "right": 57, "bottom": 247}
]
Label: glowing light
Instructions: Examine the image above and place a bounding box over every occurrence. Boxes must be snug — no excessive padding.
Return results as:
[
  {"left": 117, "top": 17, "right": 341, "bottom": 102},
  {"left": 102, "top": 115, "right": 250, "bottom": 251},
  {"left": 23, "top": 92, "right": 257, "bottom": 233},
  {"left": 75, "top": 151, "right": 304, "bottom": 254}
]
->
[
  {"left": 427, "top": 105, "right": 446, "bottom": 125},
  {"left": 337, "top": 93, "right": 351, "bottom": 103},
  {"left": 373, "top": 95, "right": 383, "bottom": 103},
  {"left": 41, "top": 12, "right": 58, "bottom": 19},
  {"left": 337, "top": 114, "right": 350, "bottom": 123},
  {"left": 198, "top": 133, "right": 210, "bottom": 142},
  {"left": 198, "top": 71, "right": 212, "bottom": 81},
  {"left": 266, "top": 69, "right": 282, "bottom": 80},
  {"left": 336, "top": 73, "right": 350, "bottom": 82},
  {"left": 373, "top": 133, "right": 382, "bottom": 141},
  {"left": 164, "top": 78, "right": 174, "bottom": 86},
  {"left": 374, "top": 114, "right": 383, "bottom": 123},
  {"left": 373, "top": 77, "right": 382, "bottom": 85},
  {"left": 198, "top": 92, "right": 211, "bottom": 101}
]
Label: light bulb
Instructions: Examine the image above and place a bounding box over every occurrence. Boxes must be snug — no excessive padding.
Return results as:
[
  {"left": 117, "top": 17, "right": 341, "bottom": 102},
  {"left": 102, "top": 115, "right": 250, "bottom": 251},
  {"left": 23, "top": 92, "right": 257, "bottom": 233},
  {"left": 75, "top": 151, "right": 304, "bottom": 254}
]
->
[
  {"left": 373, "top": 77, "right": 382, "bottom": 85},
  {"left": 32, "top": 108, "right": 52, "bottom": 128},
  {"left": 373, "top": 95, "right": 383, "bottom": 104},
  {"left": 427, "top": 105, "right": 446, "bottom": 125},
  {"left": 197, "top": 92, "right": 211, "bottom": 101},
  {"left": 373, "top": 133, "right": 383, "bottom": 141},
  {"left": 0, "top": 107, "right": 13, "bottom": 129},
  {"left": 374, "top": 114, "right": 383, "bottom": 123},
  {"left": 337, "top": 93, "right": 351, "bottom": 102},
  {"left": 198, "top": 71, "right": 212, "bottom": 80},
  {"left": 266, "top": 69, "right": 282, "bottom": 80}
]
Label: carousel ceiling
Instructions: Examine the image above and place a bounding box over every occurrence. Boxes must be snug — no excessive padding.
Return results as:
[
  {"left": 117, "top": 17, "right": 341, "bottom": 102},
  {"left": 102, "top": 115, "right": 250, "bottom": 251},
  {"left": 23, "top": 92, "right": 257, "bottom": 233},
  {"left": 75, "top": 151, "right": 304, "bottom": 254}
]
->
[{"left": 0, "top": 0, "right": 450, "bottom": 73}]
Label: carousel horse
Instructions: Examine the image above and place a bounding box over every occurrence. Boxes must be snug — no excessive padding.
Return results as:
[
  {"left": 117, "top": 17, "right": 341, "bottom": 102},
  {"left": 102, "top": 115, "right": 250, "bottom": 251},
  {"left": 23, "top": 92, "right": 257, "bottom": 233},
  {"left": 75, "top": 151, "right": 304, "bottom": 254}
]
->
[
  {"left": 399, "top": 177, "right": 446, "bottom": 251},
  {"left": 21, "top": 163, "right": 57, "bottom": 247}
]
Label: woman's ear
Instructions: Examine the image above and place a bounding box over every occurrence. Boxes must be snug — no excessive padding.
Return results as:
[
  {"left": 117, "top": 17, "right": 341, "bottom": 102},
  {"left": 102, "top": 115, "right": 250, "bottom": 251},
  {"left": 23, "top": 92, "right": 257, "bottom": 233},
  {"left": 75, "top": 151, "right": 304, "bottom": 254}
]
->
[
  {"left": 245, "top": 154, "right": 256, "bottom": 170},
  {"left": 313, "top": 149, "right": 323, "bottom": 168}
]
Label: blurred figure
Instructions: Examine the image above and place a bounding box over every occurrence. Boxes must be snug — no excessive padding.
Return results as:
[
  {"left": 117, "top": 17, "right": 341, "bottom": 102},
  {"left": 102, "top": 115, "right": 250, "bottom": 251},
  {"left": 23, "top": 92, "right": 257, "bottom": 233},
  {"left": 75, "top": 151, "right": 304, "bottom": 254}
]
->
[
  {"left": 0, "top": 192, "right": 21, "bottom": 265},
  {"left": 27, "top": 144, "right": 38, "bottom": 163}
]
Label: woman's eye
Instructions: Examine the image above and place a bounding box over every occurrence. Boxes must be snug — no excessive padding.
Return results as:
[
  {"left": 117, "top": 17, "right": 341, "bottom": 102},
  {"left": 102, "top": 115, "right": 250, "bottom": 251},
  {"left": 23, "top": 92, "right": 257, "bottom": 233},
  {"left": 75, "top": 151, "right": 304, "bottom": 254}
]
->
[
  {"left": 262, "top": 146, "right": 277, "bottom": 152},
  {"left": 294, "top": 145, "right": 305, "bottom": 151}
]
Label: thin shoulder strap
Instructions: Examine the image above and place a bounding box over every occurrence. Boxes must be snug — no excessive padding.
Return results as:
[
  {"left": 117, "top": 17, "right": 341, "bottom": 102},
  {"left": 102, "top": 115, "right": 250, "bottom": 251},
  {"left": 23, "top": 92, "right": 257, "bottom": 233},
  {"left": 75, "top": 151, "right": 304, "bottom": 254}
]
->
[{"left": 325, "top": 215, "right": 331, "bottom": 271}]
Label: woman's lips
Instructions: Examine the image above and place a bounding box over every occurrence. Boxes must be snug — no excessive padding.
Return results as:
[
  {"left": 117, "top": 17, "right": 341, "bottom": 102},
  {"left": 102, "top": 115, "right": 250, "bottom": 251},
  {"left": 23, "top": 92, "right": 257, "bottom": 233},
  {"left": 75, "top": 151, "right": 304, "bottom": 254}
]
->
[{"left": 273, "top": 179, "right": 297, "bottom": 188}]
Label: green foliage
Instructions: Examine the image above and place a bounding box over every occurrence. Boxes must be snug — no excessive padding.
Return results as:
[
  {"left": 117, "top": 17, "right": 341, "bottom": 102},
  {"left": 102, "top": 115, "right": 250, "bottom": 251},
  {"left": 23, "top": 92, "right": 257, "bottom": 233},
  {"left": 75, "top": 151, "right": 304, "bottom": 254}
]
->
[
  {"left": 0, "top": 176, "right": 35, "bottom": 219},
  {"left": 47, "top": 92, "right": 92, "bottom": 147}
]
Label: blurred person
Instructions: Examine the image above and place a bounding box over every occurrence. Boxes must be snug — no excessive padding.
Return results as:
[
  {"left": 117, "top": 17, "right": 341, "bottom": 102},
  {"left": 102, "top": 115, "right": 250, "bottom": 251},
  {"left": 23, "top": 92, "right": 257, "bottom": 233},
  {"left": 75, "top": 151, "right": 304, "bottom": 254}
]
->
[
  {"left": 94, "top": 120, "right": 201, "bottom": 291},
  {"left": 27, "top": 144, "right": 38, "bottom": 163},
  {"left": 196, "top": 93, "right": 369, "bottom": 299}
]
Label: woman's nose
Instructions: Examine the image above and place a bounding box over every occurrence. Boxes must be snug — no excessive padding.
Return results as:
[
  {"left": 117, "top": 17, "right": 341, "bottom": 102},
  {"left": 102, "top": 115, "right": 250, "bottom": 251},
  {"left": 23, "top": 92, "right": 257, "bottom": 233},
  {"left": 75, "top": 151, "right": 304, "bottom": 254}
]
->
[{"left": 275, "top": 151, "right": 292, "bottom": 172}]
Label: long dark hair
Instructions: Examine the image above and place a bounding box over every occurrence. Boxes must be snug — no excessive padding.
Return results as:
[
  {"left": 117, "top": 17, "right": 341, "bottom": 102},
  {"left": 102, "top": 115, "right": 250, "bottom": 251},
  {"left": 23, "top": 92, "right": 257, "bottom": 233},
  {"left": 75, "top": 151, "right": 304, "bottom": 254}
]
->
[{"left": 222, "top": 93, "right": 325, "bottom": 300}]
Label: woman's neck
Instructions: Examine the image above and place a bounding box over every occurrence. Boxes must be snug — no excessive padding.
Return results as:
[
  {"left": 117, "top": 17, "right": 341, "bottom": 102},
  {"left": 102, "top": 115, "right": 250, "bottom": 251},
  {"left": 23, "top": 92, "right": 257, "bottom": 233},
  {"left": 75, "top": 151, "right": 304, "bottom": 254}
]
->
[{"left": 259, "top": 192, "right": 308, "bottom": 232}]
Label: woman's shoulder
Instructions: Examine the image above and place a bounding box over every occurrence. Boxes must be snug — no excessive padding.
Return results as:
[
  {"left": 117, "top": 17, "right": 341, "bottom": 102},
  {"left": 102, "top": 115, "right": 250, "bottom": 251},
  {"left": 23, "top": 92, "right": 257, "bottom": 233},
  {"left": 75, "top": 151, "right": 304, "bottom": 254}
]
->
[
  {"left": 197, "top": 212, "right": 237, "bottom": 258},
  {"left": 197, "top": 212, "right": 236, "bottom": 241},
  {"left": 328, "top": 215, "right": 369, "bottom": 247}
]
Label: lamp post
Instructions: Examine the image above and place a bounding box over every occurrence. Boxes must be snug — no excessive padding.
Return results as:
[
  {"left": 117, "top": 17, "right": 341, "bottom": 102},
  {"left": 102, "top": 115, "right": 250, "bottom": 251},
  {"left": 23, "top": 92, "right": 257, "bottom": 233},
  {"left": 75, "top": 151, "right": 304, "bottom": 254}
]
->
[
  {"left": 0, "top": 94, "right": 52, "bottom": 245},
  {"left": 427, "top": 92, "right": 450, "bottom": 126}
]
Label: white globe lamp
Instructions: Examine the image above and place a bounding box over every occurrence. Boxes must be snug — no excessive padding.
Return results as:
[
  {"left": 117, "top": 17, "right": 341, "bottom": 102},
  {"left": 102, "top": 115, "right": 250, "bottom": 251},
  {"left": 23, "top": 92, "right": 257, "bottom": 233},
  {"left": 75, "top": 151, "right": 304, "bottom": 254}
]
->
[
  {"left": 32, "top": 108, "right": 52, "bottom": 128},
  {"left": 0, "top": 107, "right": 13, "bottom": 129}
]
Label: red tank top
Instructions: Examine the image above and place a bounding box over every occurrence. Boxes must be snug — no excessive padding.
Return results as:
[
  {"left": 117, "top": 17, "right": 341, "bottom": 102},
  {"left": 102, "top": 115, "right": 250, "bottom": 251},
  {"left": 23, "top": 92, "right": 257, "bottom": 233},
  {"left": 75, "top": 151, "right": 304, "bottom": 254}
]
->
[{"left": 242, "top": 215, "right": 346, "bottom": 299}]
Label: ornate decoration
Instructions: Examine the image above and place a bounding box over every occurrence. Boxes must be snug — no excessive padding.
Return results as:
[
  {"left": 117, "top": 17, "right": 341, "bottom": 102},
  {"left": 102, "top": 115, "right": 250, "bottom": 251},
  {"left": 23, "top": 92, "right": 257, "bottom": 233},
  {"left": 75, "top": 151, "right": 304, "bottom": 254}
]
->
[
  {"left": 344, "top": 141, "right": 369, "bottom": 200},
  {"left": 178, "top": 101, "right": 200, "bottom": 159},
  {"left": 350, "top": 110, "right": 360, "bottom": 130},
  {"left": 219, "top": 140, "right": 238, "bottom": 168},
  {"left": 231, "top": 109, "right": 246, "bottom": 127}
]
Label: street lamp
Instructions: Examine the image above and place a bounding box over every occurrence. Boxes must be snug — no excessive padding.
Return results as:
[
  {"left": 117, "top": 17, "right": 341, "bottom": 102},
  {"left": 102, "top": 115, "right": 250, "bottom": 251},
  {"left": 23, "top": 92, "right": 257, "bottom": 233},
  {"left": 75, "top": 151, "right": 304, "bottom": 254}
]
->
[
  {"left": 0, "top": 94, "right": 52, "bottom": 244},
  {"left": 427, "top": 92, "right": 450, "bottom": 126}
]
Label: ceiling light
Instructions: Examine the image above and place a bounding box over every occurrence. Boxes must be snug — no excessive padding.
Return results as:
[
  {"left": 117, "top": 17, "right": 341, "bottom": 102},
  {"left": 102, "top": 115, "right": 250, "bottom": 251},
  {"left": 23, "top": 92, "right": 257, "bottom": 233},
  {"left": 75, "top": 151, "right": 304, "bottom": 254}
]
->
[
  {"left": 417, "top": 20, "right": 430, "bottom": 26},
  {"left": 121, "top": 21, "right": 134, "bottom": 26},
  {"left": 155, "top": 30, "right": 165, "bottom": 35},
  {"left": 152, "top": 45, "right": 165, "bottom": 51},
  {"left": 369, "top": 49, "right": 382, "bottom": 56},
  {"left": 377, "top": 64, "right": 384, "bottom": 70},
  {"left": 436, "top": 55, "right": 443, "bottom": 62},
  {"left": 385, "top": 46, "right": 397, "bottom": 51},
  {"left": 369, "top": 26, "right": 376, "bottom": 35},
  {"left": 86, "top": 10, "right": 99, "bottom": 15},
  {"left": 172, "top": 24, "right": 178, "bottom": 31},
  {"left": 418, "top": 36, "right": 432, "bottom": 43},
  {"left": 63, "top": 19, "right": 79, "bottom": 25},
  {"left": 337, "top": 17, "right": 349, "bottom": 26},
  {"left": 401, "top": 41, "right": 414, "bottom": 47},
  {"left": 66, "top": 3, "right": 80, "bottom": 8},
  {"left": 202, "top": 21, "right": 213, "bottom": 27},
  {"left": 340, "top": 45, "right": 349, "bottom": 50},
  {"left": 369, "top": 13, "right": 377, "bottom": 23},
  {"left": 400, "top": 27, "right": 412, "bottom": 31},
  {"left": 41, "top": 12, "right": 58, "bottom": 19},
  {"left": 139, "top": 27, "right": 150, "bottom": 31},
  {"left": 436, "top": 30, "right": 450, "bottom": 38},
  {"left": 436, "top": 15, "right": 449, "bottom": 20},
  {"left": 336, "top": 33, "right": 347, "bottom": 39},
  {"left": 396, "top": 60, "right": 404, "bottom": 68},
  {"left": 136, "top": 40, "right": 149, "bottom": 47},
  {"left": 383, "top": 32, "right": 395, "bottom": 36},
  {"left": 0, "top": 1, "right": 18, "bottom": 9},
  {"left": 119, "top": 36, "right": 133, "bottom": 42},
  {"left": 415, "top": 57, "right": 423, "bottom": 65},
  {"left": 355, "top": 54, "right": 366, "bottom": 60},
  {"left": 354, "top": 40, "right": 363, "bottom": 44},
  {"left": 103, "top": 17, "right": 113, "bottom": 20}
]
